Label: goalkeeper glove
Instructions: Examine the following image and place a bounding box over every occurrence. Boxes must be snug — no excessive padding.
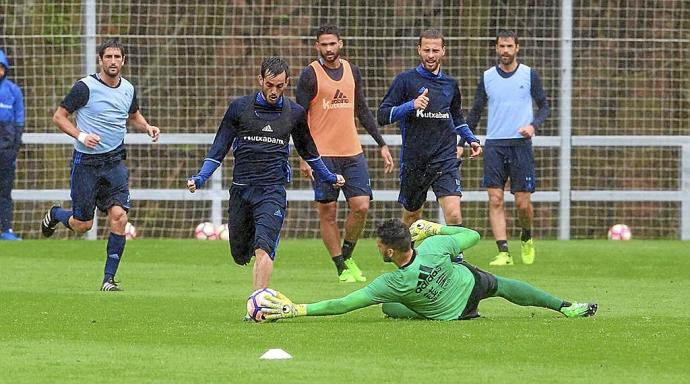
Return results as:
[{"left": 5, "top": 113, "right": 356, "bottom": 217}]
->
[
  {"left": 261, "top": 291, "right": 307, "bottom": 321},
  {"left": 409, "top": 219, "right": 442, "bottom": 242}
]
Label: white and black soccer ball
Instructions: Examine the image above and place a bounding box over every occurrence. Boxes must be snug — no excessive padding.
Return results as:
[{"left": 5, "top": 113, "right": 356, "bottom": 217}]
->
[
  {"left": 216, "top": 223, "right": 229, "bottom": 241},
  {"left": 608, "top": 224, "right": 632, "bottom": 240},
  {"left": 124, "top": 222, "right": 137, "bottom": 240},
  {"left": 194, "top": 222, "right": 218, "bottom": 240},
  {"left": 246, "top": 288, "right": 278, "bottom": 322}
]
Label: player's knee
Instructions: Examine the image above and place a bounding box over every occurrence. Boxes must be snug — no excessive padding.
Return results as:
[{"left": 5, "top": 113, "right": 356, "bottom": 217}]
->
[
  {"left": 71, "top": 219, "right": 93, "bottom": 233},
  {"left": 350, "top": 203, "right": 369, "bottom": 219},
  {"left": 108, "top": 208, "right": 128, "bottom": 231},
  {"left": 515, "top": 198, "right": 532, "bottom": 212},
  {"left": 488, "top": 194, "right": 504, "bottom": 209},
  {"left": 317, "top": 202, "right": 338, "bottom": 222}
]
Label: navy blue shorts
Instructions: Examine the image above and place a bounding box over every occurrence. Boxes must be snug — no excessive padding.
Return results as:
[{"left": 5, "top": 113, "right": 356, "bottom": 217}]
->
[
  {"left": 312, "top": 153, "right": 372, "bottom": 203},
  {"left": 70, "top": 156, "right": 130, "bottom": 221},
  {"left": 227, "top": 184, "right": 286, "bottom": 265},
  {"left": 398, "top": 158, "right": 462, "bottom": 212},
  {"left": 482, "top": 140, "right": 536, "bottom": 193}
]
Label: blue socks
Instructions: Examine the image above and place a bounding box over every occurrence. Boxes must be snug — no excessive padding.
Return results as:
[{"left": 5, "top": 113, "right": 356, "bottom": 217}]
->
[
  {"left": 53, "top": 207, "right": 73, "bottom": 229},
  {"left": 104, "top": 233, "right": 126, "bottom": 281}
]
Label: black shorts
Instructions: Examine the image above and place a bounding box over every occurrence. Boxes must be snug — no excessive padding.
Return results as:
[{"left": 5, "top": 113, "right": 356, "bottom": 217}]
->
[
  {"left": 482, "top": 139, "right": 536, "bottom": 193},
  {"left": 459, "top": 261, "right": 498, "bottom": 320},
  {"left": 312, "top": 153, "right": 372, "bottom": 203},
  {"left": 398, "top": 158, "right": 462, "bottom": 212}
]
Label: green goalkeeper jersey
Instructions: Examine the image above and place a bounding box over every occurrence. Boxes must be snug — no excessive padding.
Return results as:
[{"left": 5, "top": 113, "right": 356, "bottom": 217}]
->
[{"left": 306, "top": 228, "right": 478, "bottom": 320}]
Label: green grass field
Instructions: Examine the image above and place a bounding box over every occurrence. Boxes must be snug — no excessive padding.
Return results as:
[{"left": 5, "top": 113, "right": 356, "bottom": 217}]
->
[{"left": 1, "top": 238, "right": 688, "bottom": 383}]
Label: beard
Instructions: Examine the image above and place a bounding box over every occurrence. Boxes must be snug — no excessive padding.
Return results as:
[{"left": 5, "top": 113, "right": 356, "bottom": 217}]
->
[{"left": 500, "top": 54, "right": 515, "bottom": 65}]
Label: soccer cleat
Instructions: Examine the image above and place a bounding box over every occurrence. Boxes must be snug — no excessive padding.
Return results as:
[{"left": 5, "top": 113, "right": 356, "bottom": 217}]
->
[
  {"left": 41, "top": 205, "right": 61, "bottom": 238},
  {"left": 521, "top": 239, "right": 536, "bottom": 265},
  {"left": 344, "top": 258, "right": 366, "bottom": 282},
  {"left": 560, "top": 302, "right": 597, "bottom": 318},
  {"left": 101, "top": 277, "right": 123, "bottom": 292},
  {"left": 489, "top": 251, "right": 513, "bottom": 266},
  {"left": 0, "top": 230, "right": 22, "bottom": 240},
  {"left": 338, "top": 268, "right": 357, "bottom": 283}
]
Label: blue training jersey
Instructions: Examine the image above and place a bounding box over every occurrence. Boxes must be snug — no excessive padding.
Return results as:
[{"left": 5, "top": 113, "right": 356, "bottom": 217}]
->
[
  {"left": 61, "top": 74, "right": 138, "bottom": 155},
  {"left": 202, "top": 92, "right": 323, "bottom": 186},
  {"left": 466, "top": 63, "right": 550, "bottom": 140},
  {"left": 378, "top": 65, "right": 478, "bottom": 168}
]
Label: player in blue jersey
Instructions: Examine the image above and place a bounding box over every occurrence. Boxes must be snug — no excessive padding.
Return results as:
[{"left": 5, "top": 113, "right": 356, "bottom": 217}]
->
[
  {"left": 378, "top": 29, "right": 482, "bottom": 262},
  {"left": 467, "top": 30, "right": 550, "bottom": 266},
  {"left": 261, "top": 219, "right": 597, "bottom": 321},
  {"left": 187, "top": 57, "right": 345, "bottom": 291},
  {"left": 0, "top": 48, "right": 25, "bottom": 240},
  {"left": 43, "top": 38, "right": 161, "bottom": 291}
]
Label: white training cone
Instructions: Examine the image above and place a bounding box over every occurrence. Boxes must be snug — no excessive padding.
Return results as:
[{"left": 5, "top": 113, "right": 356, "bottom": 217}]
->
[{"left": 260, "top": 348, "right": 292, "bottom": 360}]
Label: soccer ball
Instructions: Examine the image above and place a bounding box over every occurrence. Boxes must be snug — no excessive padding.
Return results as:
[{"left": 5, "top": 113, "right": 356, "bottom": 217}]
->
[
  {"left": 216, "top": 223, "right": 229, "bottom": 241},
  {"left": 608, "top": 224, "right": 632, "bottom": 240},
  {"left": 194, "top": 222, "right": 218, "bottom": 240},
  {"left": 124, "top": 222, "right": 137, "bottom": 240},
  {"left": 246, "top": 288, "right": 278, "bottom": 322}
]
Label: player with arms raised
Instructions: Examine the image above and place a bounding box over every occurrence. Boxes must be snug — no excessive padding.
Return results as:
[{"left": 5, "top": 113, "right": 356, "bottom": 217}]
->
[{"left": 262, "top": 219, "right": 597, "bottom": 321}]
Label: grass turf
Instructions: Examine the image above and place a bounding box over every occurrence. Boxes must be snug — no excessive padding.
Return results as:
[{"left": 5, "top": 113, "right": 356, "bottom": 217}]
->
[{"left": 1, "top": 238, "right": 688, "bottom": 383}]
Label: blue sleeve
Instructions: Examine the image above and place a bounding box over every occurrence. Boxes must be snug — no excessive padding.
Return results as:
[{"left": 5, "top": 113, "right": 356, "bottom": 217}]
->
[
  {"left": 11, "top": 82, "right": 24, "bottom": 125},
  {"left": 449, "top": 82, "right": 478, "bottom": 145},
  {"left": 530, "top": 69, "right": 550, "bottom": 129},
  {"left": 377, "top": 74, "right": 415, "bottom": 125},
  {"left": 288, "top": 103, "right": 336, "bottom": 184},
  {"left": 295, "top": 66, "right": 316, "bottom": 111},
  {"left": 352, "top": 65, "right": 386, "bottom": 147},
  {"left": 190, "top": 159, "right": 220, "bottom": 189},
  {"left": 454, "top": 124, "right": 479, "bottom": 145},
  {"left": 191, "top": 100, "right": 240, "bottom": 188},
  {"left": 129, "top": 88, "right": 139, "bottom": 114},
  {"left": 306, "top": 157, "right": 337, "bottom": 184},
  {"left": 466, "top": 76, "right": 487, "bottom": 131}
]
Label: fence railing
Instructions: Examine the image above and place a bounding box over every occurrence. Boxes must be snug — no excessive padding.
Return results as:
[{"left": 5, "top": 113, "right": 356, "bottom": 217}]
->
[{"left": 14, "top": 133, "right": 690, "bottom": 240}]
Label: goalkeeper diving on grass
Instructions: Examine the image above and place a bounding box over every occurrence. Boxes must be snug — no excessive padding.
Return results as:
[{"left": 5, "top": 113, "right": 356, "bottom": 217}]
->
[{"left": 262, "top": 219, "right": 597, "bottom": 321}]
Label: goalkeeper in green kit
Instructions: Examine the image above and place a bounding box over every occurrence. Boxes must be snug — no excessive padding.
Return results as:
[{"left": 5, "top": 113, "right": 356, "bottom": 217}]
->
[{"left": 262, "top": 219, "right": 597, "bottom": 321}]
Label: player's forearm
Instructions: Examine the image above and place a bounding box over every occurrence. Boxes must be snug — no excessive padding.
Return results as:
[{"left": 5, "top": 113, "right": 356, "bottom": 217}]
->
[
  {"left": 454, "top": 123, "right": 480, "bottom": 144},
  {"left": 305, "top": 157, "right": 337, "bottom": 184},
  {"left": 466, "top": 79, "right": 487, "bottom": 130},
  {"left": 530, "top": 70, "right": 550, "bottom": 129},
  {"left": 439, "top": 226, "right": 481, "bottom": 251},
  {"left": 305, "top": 290, "right": 375, "bottom": 316},
  {"left": 52, "top": 108, "right": 80, "bottom": 139},
  {"left": 190, "top": 159, "right": 221, "bottom": 189},
  {"left": 378, "top": 100, "right": 414, "bottom": 126},
  {"left": 358, "top": 108, "right": 387, "bottom": 147},
  {"left": 127, "top": 111, "right": 152, "bottom": 132}
]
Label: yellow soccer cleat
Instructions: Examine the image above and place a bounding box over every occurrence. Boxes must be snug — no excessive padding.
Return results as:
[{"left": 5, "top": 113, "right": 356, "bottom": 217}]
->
[
  {"left": 344, "top": 258, "right": 366, "bottom": 282},
  {"left": 521, "top": 239, "right": 536, "bottom": 265},
  {"left": 489, "top": 251, "right": 513, "bottom": 266}
]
